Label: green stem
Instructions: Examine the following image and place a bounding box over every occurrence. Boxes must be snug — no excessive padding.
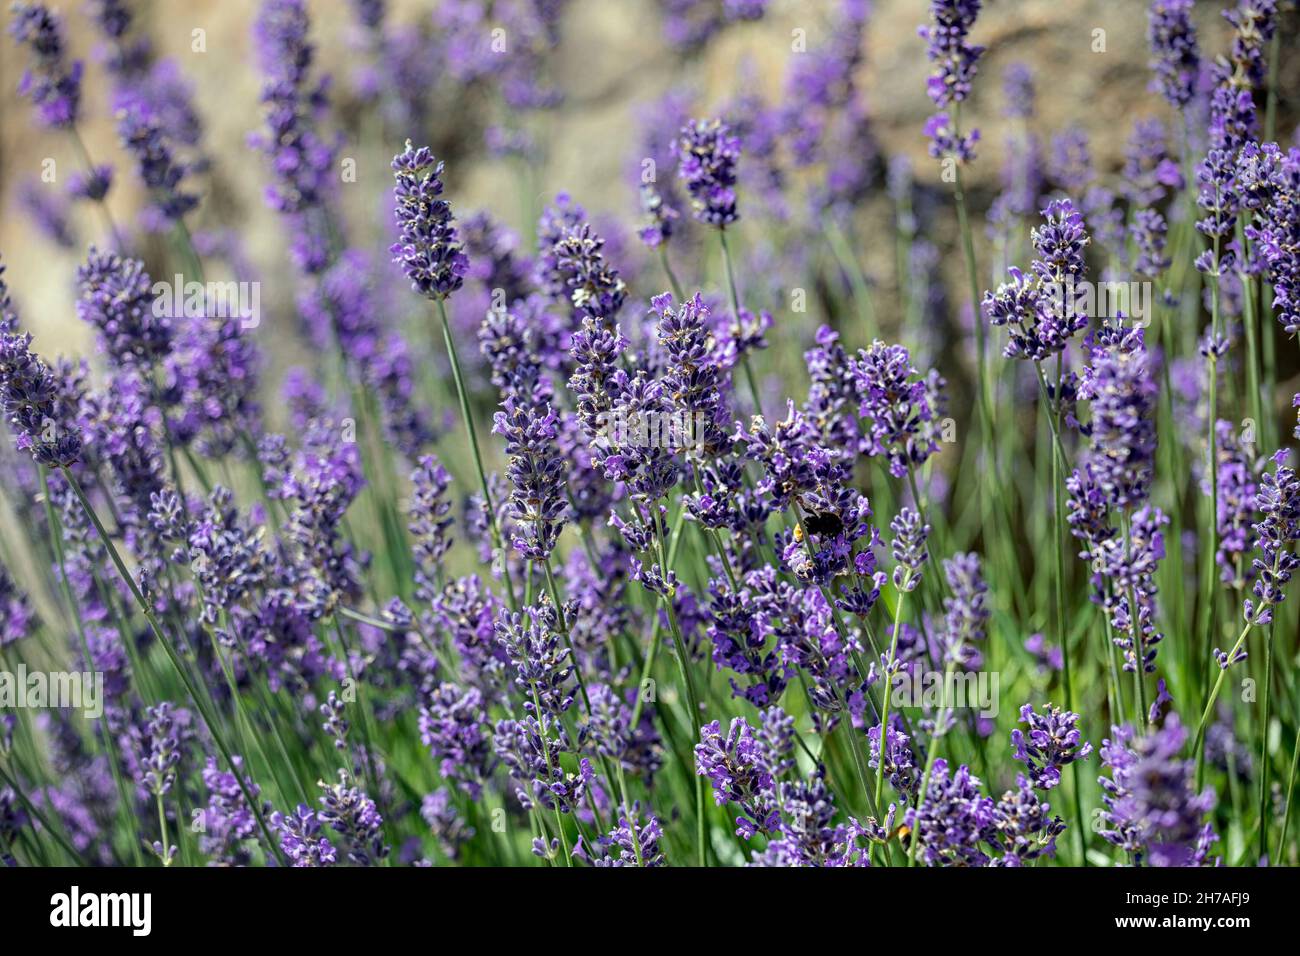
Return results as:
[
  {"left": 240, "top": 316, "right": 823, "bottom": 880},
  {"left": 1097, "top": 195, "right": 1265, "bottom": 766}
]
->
[
  {"left": 652, "top": 507, "right": 707, "bottom": 867},
  {"left": 1202, "top": 236, "right": 1222, "bottom": 704},
  {"left": 717, "top": 229, "right": 765, "bottom": 417},
  {"left": 1278, "top": 707, "right": 1300, "bottom": 864},
  {"left": 873, "top": 576, "right": 909, "bottom": 830},
  {"left": 433, "top": 295, "right": 519, "bottom": 612},
  {"left": 1046, "top": 356, "right": 1087, "bottom": 864},
  {"left": 1258, "top": 626, "right": 1273, "bottom": 864},
  {"left": 1195, "top": 613, "right": 1260, "bottom": 789},
  {"left": 659, "top": 245, "right": 686, "bottom": 302}
]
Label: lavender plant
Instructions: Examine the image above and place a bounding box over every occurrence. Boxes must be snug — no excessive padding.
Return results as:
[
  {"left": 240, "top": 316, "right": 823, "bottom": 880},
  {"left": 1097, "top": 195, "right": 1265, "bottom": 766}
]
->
[{"left": 0, "top": 0, "right": 1298, "bottom": 875}]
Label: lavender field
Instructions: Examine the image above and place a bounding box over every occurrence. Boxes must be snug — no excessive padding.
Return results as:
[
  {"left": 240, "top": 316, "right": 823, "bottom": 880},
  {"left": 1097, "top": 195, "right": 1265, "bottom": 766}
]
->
[{"left": 0, "top": 0, "right": 1297, "bottom": 871}]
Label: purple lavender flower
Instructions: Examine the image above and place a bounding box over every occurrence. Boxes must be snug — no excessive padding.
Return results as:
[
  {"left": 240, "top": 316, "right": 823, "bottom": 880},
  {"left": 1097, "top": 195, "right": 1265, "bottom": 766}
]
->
[
  {"left": 409, "top": 455, "right": 454, "bottom": 602},
  {"left": 1215, "top": 420, "right": 1258, "bottom": 588},
  {"left": 776, "top": 448, "right": 877, "bottom": 589},
  {"left": 584, "top": 682, "right": 632, "bottom": 761},
  {"left": 1079, "top": 326, "right": 1159, "bottom": 509},
  {"left": 479, "top": 306, "right": 551, "bottom": 401},
  {"left": 280, "top": 427, "right": 365, "bottom": 618},
  {"left": 579, "top": 804, "right": 665, "bottom": 867},
  {"left": 116, "top": 105, "right": 198, "bottom": 229},
  {"left": 1001, "top": 62, "right": 1034, "bottom": 120},
  {"left": 0, "top": 261, "right": 18, "bottom": 336},
  {"left": 419, "top": 681, "right": 492, "bottom": 799},
  {"left": 433, "top": 576, "right": 507, "bottom": 693},
  {"left": 890, "top": 507, "right": 931, "bottom": 591},
  {"left": 1023, "top": 633, "right": 1064, "bottom": 673},
  {"left": 990, "top": 774, "right": 1067, "bottom": 865},
  {"left": 0, "top": 559, "right": 36, "bottom": 647},
  {"left": 659, "top": 0, "right": 767, "bottom": 53},
  {"left": 390, "top": 141, "right": 468, "bottom": 300},
  {"left": 492, "top": 399, "right": 568, "bottom": 562},
  {"left": 638, "top": 183, "right": 679, "bottom": 249},
  {"left": 251, "top": 0, "right": 338, "bottom": 274},
  {"left": 187, "top": 486, "right": 271, "bottom": 627},
  {"left": 165, "top": 315, "right": 261, "bottom": 458},
  {"left": 548, "top": 220, "right": 628, "bottom": 327},
  {"left": 1122, "top": 118, "right": 1183, "bottom": 208},
  {"left": 198, "top": 756, "right": 260, "bottom": 866},
  {"left": 320, "top": 690, "right": 349, "bottom": 751},
  {"left": 0, "top": 328, "right": 82, "bottom": 467},
  {"left": 316, "top": 770, "right": 388, "bottom": 866},
  {"left": 746, "top": 768, "right": 873, "bottom": 866},
  {"left": 75, "top": 249, "right": 170, "bottom": 367},
  {"left": 126, "top": 702, "right": 186, "bottom": 797},
  {"left": 868, "top": 714, "right": 919, "bottom": 799},
  {"left": 1049, "top": 126, "right": 1094, "bottom": 194},
  {"left": 420, "top": 787, "right": 474, "bottom": 861},
  {"left": 1242, "top": 450, "right": 1300, "bottom": 627},
  {"left": 675, "top": 118, "right": 741, "bottom": 228},
  {"left": 1097, "top": 717, "right": 1217, "bottom": 866},
  {"left": 852, "top": 340, "right": 946, "bottom": 477},
  {"left": 905, "top": 758, "right": 995, "bottom": 866},
  {"left": 695, "top": 717, "right": 781, "bottom": 838},
  {"left": 1241, "top": 144, "right": 1299, "bottom": 335},
  {"left": 777, "top": 585, "right": 865, "bottom": 724},
  {"left": 743, "top": 402, "right": 820, "bottom": 510},
  {"left": 8, "top": 2, "right": 82, "bottom": 128},
  {"left": 1196, "top": 148, "right": 1240, "bottom": 268},
  {"left": 923, "top": 112, "right": 979, "bottom": 163},
  {"left": 1096, "top": 504, "right": 1169, "bottom": 673},
  {"left": 918, "top": 0, "right": 984, "bottom": 107},
  {"left": 534, "top": 193, "right": 585, "bottom": 295},
  {"left": 1147, "top": 0, "right": 1200, "bottom": 110},
  {"left": 707, "top": 570, "right": 790, "bottom": 708},
  {"left": 654, "top": 292, "right": 731, "bottom": 459},
  {"left": 1209, "top": 84, "right": 1256, "bottom": 158},
  {"left": 983, "top": 199, "right": 1092, "bottom": 362},
  {"left": 493, "top": 716, "right": 591, "bottom": 814},
  {"left": 1221, "top": 0, "right": 1279, "bottom": 91},
  {"left": 271, "top": 805, "right": 338, "bottom": 867},
  {"left": 496, "top": 606, "right": 576, "bottom": 717},
  {"left": 1132, "top": 208, "right": 1171, "bottom": 279},
  {"left": 67, "top": 164, "right": 113, "bottom": 203},
  {"left": 940, "top": 551, "right": 988, "bottom": 669},
  {"left": 18, "top": 179, "right": 76, "bottom": 248},
  {"left": 1011, "top": 703, "right": 1093, "bottom": 790}
]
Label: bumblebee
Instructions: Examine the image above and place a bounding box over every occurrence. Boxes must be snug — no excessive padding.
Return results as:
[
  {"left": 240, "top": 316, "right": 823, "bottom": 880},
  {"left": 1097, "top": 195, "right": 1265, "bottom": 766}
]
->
[{"left": 802, "top": 510, "right": 845, "bottom": 537}]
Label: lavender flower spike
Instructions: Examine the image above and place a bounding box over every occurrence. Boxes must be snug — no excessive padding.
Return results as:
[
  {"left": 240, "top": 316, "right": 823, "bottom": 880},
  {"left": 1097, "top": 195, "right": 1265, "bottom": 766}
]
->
[
  {"left": 8, "top": 2, "right": 82, "bottom": 128},
  {"left": 391, "top": 141, "right": 468, "bottom": 299},
  {"left": 493, "top": 398, "right": 569, "bottom": 562},
  {"left": 1011, "top": 703, "right": 1093, "bottom": 791},
  {"left": 675, "top": 118, "right": 741, "bottom": 228},
  {"left": 1146, "top": 0, "right": 1200, "bottom": 111},
  {"left": 0, "top": 326, "right": 81, "bottom": 467},
  {"left": 918, "top": 1, "right": 984, "bottom": 108}
]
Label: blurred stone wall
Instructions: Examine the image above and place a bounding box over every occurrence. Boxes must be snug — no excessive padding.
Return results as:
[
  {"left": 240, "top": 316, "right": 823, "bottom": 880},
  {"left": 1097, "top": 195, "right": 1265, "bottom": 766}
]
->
[{"left": 0, "top": 0, "right": 1294, "bottom": 350}]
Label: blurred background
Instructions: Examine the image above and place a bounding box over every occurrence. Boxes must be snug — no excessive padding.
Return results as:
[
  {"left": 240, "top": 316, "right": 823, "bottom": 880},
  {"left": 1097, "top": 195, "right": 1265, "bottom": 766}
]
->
[{"left": 1, "top": 0, "right": 1296, "bottom": 374}]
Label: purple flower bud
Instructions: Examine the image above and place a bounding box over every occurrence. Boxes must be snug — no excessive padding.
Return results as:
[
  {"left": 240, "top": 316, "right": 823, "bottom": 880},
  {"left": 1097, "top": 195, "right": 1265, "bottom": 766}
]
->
[
  {"left": 0, "top": 328, "right": 81, "bottom": 468},
  {"left": 390, "top": 141, "right": 468, "bottom": 300},
  {"left": 1011, "top": 703, "right": 1093, "bottom": 790},
  {"left": 1147, "top": 0, "right": 1200, "bottom": 110},
  {"left": 8, "top": 2, "right": 82, "bottom": 128},
  {"left": 1097, "top": 717, "right": 1218, "bottom": 866},
  {"left": 75, "top": 248, "right": 170, "bottom": 367},
  {"left": 675, "top": 118, "right": 741, "bottom": 228}
]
